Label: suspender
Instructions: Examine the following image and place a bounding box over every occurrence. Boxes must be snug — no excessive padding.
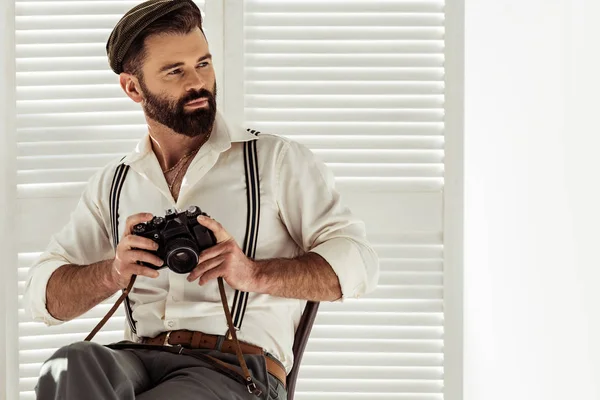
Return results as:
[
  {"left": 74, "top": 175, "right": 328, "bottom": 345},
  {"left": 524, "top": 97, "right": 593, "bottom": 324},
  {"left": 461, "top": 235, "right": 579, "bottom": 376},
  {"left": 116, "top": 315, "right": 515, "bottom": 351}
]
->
[
  {"left": 232, "top": 130, "right": 261, "bottom": 330},
  {"left": 108, "top": 162, "right": 136, "bottom": 334},
  {"left": 109, "top": 132, "right": 261, "bottom": 334}
]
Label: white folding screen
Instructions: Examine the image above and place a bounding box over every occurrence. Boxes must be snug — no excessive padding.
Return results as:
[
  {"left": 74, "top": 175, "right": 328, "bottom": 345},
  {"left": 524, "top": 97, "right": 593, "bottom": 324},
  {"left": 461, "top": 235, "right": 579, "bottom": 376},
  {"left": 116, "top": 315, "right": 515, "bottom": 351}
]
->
[
  {"left": 14, "top": 2, "right": 206, "bottom": 399},
  {"left": 240, "top": 1, "right": 445, "bottom": 399},
  {"left": 8, "top": 0, "right": 446, "bottom": 399}
]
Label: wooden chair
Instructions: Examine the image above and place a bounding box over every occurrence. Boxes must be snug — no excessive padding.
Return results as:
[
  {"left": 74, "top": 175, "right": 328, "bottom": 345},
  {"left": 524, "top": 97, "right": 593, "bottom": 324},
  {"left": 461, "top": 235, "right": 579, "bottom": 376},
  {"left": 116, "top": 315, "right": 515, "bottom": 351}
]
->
[{"left": 286, "top": 301, "right": 320, "bottom": 400}]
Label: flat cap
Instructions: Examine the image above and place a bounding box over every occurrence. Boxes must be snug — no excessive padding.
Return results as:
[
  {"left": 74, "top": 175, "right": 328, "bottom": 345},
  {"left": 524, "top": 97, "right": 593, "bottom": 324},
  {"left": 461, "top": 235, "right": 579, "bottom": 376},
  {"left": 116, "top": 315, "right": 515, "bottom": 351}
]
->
[{"left": 106, "top": 0, "right": 202, "bottom": 74}]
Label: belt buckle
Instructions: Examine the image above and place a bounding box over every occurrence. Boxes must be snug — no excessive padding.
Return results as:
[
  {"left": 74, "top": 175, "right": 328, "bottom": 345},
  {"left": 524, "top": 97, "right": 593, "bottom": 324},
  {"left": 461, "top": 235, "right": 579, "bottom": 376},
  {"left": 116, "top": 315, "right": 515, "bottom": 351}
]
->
[
  {"left": 247, "top": 380, "right": 262, "bottom": 396},
  {"left": 163, "top": 331, "right": 173, "bottom": 347}
]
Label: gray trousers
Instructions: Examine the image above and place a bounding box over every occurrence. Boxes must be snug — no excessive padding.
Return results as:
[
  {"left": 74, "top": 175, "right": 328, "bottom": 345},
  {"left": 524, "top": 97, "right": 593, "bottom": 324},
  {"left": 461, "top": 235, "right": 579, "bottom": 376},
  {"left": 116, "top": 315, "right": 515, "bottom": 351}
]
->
[{"left": 35, "top": 341, "right": 287, "bottom": 400}]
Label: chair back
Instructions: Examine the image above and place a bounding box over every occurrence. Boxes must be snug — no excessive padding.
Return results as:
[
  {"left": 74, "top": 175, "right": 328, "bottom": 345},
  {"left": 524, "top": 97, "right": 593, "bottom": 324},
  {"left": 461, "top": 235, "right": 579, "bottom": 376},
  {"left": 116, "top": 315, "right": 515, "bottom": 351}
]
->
[{"left": 286, "top": 301, "right": 320, "bottom": 400}]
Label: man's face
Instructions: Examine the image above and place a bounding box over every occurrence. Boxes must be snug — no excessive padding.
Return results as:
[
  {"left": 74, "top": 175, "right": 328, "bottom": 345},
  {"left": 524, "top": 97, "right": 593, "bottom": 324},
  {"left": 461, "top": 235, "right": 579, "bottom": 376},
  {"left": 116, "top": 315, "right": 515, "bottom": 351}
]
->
[{"left": 136, "top": 28, "right": 217, "bottom": 137}]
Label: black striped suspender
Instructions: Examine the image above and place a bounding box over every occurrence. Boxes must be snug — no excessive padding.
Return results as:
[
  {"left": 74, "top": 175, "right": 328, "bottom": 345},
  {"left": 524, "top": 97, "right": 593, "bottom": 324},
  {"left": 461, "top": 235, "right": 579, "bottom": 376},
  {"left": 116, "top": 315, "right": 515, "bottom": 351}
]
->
[
  {"left": 231, "top": 130, "right": 261, "bottom": 330},
  {"left": 108, "top": 162, "right": 137, "bottom": 334},
  {"left": 109, "top": 131, "right": 261, "bottom": 335}
]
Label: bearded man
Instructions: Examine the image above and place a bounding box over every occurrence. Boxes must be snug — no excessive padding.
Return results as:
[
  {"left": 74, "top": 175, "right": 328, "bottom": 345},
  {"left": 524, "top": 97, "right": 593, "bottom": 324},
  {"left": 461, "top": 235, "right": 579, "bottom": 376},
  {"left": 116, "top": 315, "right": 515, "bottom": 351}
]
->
[{"left": 24, "top": 1, "right": 379, "bottom": 399}]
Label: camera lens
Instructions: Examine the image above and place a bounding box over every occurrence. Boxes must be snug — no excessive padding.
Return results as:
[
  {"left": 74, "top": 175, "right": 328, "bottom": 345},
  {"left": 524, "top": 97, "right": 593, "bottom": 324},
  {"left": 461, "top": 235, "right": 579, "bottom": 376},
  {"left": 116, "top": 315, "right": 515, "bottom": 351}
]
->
[
  {"left": 165, "top": 238, "right": 199, "bottom": 274},
  {"left": 174, "top": 251, "right": 191, "bottom": 263}
]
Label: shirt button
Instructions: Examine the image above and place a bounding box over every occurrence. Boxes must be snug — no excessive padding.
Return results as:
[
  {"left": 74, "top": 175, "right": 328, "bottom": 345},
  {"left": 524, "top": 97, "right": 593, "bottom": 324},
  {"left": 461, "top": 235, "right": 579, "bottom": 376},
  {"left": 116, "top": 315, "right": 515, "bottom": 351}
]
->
[{"left": 167, "top": 320, "right": 175, "bottom": 328}]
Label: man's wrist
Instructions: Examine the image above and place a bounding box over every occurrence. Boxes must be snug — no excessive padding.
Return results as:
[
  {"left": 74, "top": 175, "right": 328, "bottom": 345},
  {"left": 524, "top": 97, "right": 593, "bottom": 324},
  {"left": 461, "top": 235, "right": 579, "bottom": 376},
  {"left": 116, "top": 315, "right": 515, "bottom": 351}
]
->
[
  {"left": 102, "top": 260, "right": 123, "bottom": 291},
  {"left": 251, "top": 259, "right": 271, "bottom": 294}
]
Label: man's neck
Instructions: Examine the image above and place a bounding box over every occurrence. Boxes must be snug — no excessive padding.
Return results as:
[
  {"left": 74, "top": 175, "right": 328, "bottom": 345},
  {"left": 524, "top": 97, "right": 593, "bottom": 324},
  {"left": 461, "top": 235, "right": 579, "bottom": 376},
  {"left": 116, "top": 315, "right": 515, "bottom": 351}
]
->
[{"left": 147, "top": 119, "right": 213, "bottom": 171}]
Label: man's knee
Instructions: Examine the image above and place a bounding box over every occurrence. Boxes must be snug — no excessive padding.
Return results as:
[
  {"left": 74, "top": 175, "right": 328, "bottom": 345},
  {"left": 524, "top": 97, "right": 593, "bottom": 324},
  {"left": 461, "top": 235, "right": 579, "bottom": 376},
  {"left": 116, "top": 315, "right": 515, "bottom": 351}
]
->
[{"left": 48, "top": 341, "right": 108, "bottom": 363}]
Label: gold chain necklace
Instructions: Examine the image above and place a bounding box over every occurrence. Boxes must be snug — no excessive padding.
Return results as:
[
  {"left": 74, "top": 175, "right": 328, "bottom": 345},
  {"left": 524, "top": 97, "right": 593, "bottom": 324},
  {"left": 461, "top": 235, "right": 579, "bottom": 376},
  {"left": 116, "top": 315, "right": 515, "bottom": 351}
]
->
[{"left": 165, "top": 132, "right": 211, "bottom": 191}]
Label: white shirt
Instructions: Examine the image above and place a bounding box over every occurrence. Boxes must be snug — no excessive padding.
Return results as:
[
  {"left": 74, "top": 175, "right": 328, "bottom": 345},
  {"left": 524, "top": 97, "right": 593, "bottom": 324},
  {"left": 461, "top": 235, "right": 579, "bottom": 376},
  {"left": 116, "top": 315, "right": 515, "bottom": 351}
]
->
[{"left": 24, "top": 111, "right": 379, "bottom": 372}]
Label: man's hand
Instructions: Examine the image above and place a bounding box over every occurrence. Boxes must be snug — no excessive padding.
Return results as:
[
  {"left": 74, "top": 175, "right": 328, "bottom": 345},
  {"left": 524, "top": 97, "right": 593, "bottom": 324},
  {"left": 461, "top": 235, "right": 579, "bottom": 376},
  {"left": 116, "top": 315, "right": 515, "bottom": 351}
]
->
[
  {"left": 187, "top": 216, "right": 258, "bottom": 292},
  {"left": 110, "top": 213, "right": 162, "bottom": 288}
]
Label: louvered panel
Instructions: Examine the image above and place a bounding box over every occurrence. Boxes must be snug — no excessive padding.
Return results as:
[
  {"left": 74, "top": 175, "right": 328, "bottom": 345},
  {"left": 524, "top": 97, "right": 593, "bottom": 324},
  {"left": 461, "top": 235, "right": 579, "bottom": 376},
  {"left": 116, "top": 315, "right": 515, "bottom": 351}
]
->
[
  {"left": 17, "top": 58, "right": 114, "bottom": 72},
  {"left": 246, "top": 81, "right": 444, "bottom": 95},
  {"left": 293, "top": 395, "right": 442, "bottom": 400},
  {"left": 298, "top": 365, "right": 444, "bottom": 380},
  {"left": 245, "top": 67, "right": 444, "bottom": 81},
  {"left": 292, "top": 380, "right": 443, "bottom": 393},
  {"left": 246, "top": 54, "right": 444, "bottom": 68},
  {"left": 17, "top": 71, "right": 119, "bottom": 86},
  {"left": 18, "top": 154, "right": 122, "bottom": 171},
  {"left": 16, "top": 29, "right": 113, "bottom": 44},
  {"left": 247, "top": 121, "right": 444, "bottom": 135},
  {"left": 16, "top": 2, "right": 143, "bottom": 16},
  {"left": 245, "top": 2, "right": 445, "bottom": 400},
  {"left": 246, "top": 1, "right": 443, "bottom": 13},
  {"left": 17, "top": 111, "right": 146, "bottom": 128},
  {"left": 246, "top": 12, "right": 443, "bottom": 27},
  {"left": 18, "top": 84, "right": 128, "bottom": 99},
  {"left": 246, "top": 26, "right": 444, "bottom": 40},
  {"left": 20, "top": 317, "right": 126, "bottom": 338},
  {"left": 305, "top": 339, "right": 443, "bottom": 354},
  {"left": 246, "top": 109, "right": 444, "bottom": 122},
  {"left": 245, "top": 39, "right": 443, "bottom": 54},
  {"left": 246, "top": 94, "right": 444, "bottom": 109},
  {"left": 17, "top": 43, "right": 111, "bottom": 58},
  {"left": 18, "top": 125, "right": 148, "bottom": 141},
  {"left": 18, "top": 98, "right": 138, "bottom": 114},
  {"left": 14, "top": 3, "right": 207, "bottom": 399}
]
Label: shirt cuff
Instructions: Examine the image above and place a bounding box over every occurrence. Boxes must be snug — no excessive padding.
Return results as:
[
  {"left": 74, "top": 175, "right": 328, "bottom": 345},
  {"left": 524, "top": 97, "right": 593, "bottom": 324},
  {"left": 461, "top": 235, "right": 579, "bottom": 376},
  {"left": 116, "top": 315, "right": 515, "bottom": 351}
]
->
[
  {"left": 310, "top": 237, "right": 375, "bottom": 301},
  {"left": 24, "top": 260, "right": 67, "bottom": 326}
]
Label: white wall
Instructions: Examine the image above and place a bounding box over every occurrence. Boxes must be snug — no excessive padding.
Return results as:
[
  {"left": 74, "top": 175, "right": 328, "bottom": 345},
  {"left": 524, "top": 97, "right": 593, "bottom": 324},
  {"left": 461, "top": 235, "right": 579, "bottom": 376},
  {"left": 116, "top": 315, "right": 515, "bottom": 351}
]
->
[
  {"left": 1, "top": 1, "right": 18, "bottom": 399},
  {"left": 464, "top": 1, "right": 600, "bottom": 399}
]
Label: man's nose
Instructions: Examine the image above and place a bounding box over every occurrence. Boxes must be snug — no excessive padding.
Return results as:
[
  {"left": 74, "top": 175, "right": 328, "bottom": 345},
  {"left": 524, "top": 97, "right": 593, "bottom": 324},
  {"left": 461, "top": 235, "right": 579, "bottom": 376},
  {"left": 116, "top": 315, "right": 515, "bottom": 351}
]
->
[{"left": 184, "top": 69, "right": 205, "bottom": 92}]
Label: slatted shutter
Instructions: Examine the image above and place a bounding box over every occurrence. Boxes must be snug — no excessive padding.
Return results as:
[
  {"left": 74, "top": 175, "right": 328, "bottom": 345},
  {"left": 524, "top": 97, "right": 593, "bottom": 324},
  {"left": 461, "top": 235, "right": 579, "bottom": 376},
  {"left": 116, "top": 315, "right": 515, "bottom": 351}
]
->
[
  {"left": 14, "top": 2, "right": 206, "bottom": 399},
  {"left": 241, "top": 1, "right": 445, "bottom": 399}
]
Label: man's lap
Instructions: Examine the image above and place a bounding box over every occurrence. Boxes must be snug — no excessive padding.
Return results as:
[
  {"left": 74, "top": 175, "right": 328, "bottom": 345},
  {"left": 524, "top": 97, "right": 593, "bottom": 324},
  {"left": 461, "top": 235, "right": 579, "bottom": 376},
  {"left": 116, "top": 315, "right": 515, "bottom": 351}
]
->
[{"left": 36, "top": 341, "right": 284, "bottom": 400}]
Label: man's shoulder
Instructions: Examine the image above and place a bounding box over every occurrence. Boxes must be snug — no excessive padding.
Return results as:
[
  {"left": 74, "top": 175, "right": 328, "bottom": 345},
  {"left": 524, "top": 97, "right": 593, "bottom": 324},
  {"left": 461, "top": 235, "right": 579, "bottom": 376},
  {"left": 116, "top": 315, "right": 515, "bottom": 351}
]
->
[
  {"left": 83, "top": 156, "right": 131, "bottom": 198},
  {"left": 250, "top": 130, "right": 308, "bottom": 156}
]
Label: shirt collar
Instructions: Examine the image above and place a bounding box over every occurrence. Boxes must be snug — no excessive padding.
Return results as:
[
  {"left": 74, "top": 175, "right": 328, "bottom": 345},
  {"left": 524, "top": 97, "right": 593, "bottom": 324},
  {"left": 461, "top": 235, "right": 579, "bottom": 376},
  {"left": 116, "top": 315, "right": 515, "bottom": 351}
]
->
[{"left": 121, "top": 111, "right": 258, "bottom": 166}]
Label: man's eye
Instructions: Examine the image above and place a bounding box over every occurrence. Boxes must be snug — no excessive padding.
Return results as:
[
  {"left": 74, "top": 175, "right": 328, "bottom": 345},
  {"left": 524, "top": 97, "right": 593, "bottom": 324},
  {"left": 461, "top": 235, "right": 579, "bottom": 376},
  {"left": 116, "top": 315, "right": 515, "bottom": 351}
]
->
[
  {"left": 197, "top": 62, "right": 209, "bottom": 68},
  {"left": 168, "top": 69, "right": 182, "bottom": 76}
]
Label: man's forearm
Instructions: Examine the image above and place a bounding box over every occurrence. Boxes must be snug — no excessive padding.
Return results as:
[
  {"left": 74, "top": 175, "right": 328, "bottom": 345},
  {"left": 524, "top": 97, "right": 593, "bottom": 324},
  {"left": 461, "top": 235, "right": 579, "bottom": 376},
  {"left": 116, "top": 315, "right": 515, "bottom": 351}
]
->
[
  {"left": 46, "top": 260, "right": 120, "bottom": 322},
  {"left": 253, "top": 252, "right": 342, "bottom": 301}
]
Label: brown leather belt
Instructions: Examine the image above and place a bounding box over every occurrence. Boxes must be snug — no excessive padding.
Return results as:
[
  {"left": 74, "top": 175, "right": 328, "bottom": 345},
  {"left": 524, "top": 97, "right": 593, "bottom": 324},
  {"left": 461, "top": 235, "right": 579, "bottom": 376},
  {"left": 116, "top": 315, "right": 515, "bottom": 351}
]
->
[{"left": 142, "top": 330, "right": 286, "bottom": 388}]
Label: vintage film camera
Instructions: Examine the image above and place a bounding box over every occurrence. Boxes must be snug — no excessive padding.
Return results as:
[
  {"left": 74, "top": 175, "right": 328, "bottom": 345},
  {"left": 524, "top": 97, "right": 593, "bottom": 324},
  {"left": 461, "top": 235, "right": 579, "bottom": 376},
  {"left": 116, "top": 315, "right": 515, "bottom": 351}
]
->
[{"left": 132, "top": 206, "right": 216, "bottom": 274}]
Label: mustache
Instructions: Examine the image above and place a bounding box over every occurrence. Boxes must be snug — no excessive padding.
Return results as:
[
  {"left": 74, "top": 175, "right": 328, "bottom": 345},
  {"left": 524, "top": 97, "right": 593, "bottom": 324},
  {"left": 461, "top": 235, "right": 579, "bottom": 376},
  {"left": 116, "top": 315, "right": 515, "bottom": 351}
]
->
[{"left": 180, "top": 89, "right": 214, "bottom": 106}]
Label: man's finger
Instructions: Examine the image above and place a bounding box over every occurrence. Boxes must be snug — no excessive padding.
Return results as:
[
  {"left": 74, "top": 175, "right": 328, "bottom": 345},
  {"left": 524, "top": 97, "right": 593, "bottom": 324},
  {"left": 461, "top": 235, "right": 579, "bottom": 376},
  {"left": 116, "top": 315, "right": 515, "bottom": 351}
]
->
[
  {"left": 197, "top": 215, "right": 232, "bottom": 243},
  {"left": 133, "top": 265, "right": 160, "bottom": 279},
  {"left": 187, "top": 255, "right": 225, "bottom": 282},
  {"left": 121, "top": 235, "right": 159, "bottom": 252},
  {"left": 124, "top": 213, "right": 153, "bottom": 236},
  {"left": 198, "top": 264, "right": 225, "bottom": 286},
  {"left": 195, "top": 240, "right": 229, "bottom": 266},
  {"left": 127, "top": 250, "right": 164, "bottom": 268}
]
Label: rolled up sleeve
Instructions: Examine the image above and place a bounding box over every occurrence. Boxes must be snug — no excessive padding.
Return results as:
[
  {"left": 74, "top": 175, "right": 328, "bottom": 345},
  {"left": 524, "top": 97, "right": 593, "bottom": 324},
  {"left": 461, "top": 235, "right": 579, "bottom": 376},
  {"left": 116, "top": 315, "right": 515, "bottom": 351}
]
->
[
  {"left": 276, "top": 140, "right": 379, "bottom": 300},
  {"left": 23, "top": 171, "right": 114, "bottom": 325}
]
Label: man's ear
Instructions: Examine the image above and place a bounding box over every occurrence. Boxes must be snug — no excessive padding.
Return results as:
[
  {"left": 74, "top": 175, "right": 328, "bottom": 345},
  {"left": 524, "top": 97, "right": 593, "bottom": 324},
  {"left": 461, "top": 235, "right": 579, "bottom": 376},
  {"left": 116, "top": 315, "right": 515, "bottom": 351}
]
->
[{"left": 119, "top": 73, "right": 144, "bottom": 104}]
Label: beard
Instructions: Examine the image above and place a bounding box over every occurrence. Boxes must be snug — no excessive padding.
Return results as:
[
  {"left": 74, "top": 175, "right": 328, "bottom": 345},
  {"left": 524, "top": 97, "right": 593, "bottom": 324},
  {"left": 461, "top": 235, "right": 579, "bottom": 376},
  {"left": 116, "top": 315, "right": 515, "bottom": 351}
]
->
[{"left": 139, "top": 80, "right": 217, "bottom": 138}]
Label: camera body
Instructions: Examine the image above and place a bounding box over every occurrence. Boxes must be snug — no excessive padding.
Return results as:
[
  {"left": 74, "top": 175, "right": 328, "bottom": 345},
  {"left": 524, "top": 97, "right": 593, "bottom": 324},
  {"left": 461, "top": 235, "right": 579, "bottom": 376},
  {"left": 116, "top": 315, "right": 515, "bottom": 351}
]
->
[{"left": 132, "top": 206, "right": 216, "bottom": 274}]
